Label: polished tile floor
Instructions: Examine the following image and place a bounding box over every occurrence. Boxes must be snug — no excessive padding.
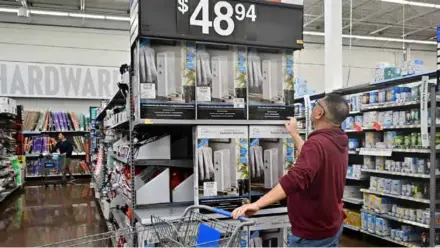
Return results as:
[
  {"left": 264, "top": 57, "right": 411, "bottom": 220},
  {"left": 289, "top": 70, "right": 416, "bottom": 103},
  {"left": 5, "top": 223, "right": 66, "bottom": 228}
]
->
[
  {"left": 0, "top": 184, "right": 107, "bottom": 247},
  {"left": 0, "top": 184, "right": 384, "bottom": 247}
]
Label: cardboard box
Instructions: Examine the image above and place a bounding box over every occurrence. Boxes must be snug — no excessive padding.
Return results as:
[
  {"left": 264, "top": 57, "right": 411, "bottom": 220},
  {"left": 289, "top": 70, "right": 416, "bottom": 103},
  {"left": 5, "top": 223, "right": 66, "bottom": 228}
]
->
[{"left": 195, "top": 126, "right": 249, "bottom": 210}]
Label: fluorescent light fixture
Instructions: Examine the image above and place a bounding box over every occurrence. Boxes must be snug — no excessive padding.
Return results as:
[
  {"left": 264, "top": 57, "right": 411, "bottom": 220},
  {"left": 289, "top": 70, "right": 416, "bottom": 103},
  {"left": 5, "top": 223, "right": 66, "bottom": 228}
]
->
[
  {"left": 69, "top": 13, "right": 105, "bottom": 19},
  {"left": 0, "top": 7, "right": 18, "bottom": 13},
  {"left": 381, "top": 0, "right": 409, "bottom": 4},
  {"left": 106, "top": 16, "right": 130, "bottom": 21},
  {"left": 381, "top": 0, "right": 440, "bottom": 8},
  {"left": 30, "top": 10, "right": 68, "bottom": 16},
  {"left": 304, "top": 31, "right": 437, "bottom": 45}
]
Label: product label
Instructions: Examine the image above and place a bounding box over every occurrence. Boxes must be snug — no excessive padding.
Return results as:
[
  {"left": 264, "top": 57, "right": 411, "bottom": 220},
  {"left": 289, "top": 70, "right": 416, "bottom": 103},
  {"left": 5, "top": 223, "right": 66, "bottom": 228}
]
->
[
  {"left": 203, "top": 182, "right": 217, "bottom": 197},
  {"left": 197, "top": 86, "right": 211, "bottom": 102},
  {"left": 140, "top": 102, "right": 195, "bottom": 119},
  {"left": 249, "top": 105, "right": 295, "bottom": 120},
  {"left": 140, "top": 83, "right": 156, "bottom": 99},
  {"left": 197, "top": 106, "right": 246, "bottom": 119}
]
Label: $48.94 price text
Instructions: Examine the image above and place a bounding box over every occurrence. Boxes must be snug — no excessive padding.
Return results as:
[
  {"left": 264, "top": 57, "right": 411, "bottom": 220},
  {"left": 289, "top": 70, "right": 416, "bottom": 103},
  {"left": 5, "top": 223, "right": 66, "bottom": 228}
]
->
[{"left": 177, "top": 0, "right": 257, "bottom": 36}]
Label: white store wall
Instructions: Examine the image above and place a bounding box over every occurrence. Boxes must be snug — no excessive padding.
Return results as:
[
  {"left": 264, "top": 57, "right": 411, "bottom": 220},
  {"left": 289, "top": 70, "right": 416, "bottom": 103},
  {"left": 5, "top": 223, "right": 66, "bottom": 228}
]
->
[
  {"left": 0, "top": 23, "right": 130, "bottom": 114},
  {"left": 0, "top": 23, "right": 437, "bottom": 114}
]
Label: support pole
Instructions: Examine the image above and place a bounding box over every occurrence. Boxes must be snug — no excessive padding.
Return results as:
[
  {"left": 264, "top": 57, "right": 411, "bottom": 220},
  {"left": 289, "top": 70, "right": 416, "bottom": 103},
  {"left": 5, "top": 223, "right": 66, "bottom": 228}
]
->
[{"left": 324, "top": 0, "right": 343, "bottom": 92}]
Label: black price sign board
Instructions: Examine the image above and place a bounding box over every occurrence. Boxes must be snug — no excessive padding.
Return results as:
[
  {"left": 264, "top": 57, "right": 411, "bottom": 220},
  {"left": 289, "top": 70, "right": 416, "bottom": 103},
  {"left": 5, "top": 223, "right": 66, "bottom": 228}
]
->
[{"left": 132, "top": 0, "right": 304, "bottom": 49}]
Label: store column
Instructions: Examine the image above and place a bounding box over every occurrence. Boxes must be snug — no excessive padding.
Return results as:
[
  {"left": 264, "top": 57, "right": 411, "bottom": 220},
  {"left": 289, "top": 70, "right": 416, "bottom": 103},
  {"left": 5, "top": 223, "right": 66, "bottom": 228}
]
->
[{"left": 324, "top": 0, "right": 343, "bottom": 92}]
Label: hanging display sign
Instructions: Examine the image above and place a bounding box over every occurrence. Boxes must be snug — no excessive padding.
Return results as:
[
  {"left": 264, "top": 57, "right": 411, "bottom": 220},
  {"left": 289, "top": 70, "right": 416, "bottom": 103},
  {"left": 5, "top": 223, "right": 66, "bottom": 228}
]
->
[
  {"left": 131, "top": 0, "right": 304, "bottom": 49},
  {"left": 420, "top": 76, "right": 429, "bottom": 147},
  {"left": 0, "top": 61, "right": 119, "bottom": 99}
]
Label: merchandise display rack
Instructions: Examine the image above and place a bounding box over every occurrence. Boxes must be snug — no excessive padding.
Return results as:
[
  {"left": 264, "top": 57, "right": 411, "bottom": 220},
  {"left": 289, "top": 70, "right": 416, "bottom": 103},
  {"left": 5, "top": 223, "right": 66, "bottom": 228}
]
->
[
  {"left": 335, "top": 69, "right": 439, "bottom": 247},
  {"left": 0, "top": 103, "right": 24, "bottom": 204},
  {"left": 22, "top": 130, "right": 91, "bottom": 181},
  {"left": 91, "top": 74, "right": 132, "bottom": 247}
]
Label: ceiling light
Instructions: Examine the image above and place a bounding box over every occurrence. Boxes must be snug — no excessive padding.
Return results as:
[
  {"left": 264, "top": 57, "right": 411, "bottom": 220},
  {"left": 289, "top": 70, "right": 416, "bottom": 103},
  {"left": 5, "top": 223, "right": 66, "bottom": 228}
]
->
[
  {"left": 84, "top": 14, "right": 105, "bottom": 19},
  {"left": 304, "top": 31, "right": 437, "bottom": 45},
  {"left": 408, "top": 2, "right": 436, "bottom": 8},
  {"left": 0, "top": 7, "right": 18, "bottom": 13},
  {"left": 106, "top": 16, "right": 130, "bottom": 21},
  {"left": 381, "top": 0, "right": 409, "bottom": 4},
  {"left": 381, "top": 0, "right": 440, "bottom": 8},
  {"left": 30, "top": 10, "right": 68, "bottom": 16}
]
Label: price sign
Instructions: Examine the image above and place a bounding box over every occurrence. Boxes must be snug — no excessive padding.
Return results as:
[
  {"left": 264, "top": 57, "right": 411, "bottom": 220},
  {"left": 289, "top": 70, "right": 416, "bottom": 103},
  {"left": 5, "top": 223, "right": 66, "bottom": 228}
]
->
[
  {"left": 177, "top": 0, "right": 256, "bottom": 36},
  {"left": 133, "top": 0, "right": 304, "bottom": 49}
]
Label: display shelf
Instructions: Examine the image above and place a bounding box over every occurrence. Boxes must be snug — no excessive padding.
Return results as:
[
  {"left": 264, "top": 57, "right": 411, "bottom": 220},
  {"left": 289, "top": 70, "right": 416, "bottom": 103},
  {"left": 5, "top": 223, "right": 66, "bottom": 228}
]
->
[
  {"left": 133, "top": 119, "right": 287, "bottom": 128},
  {"left": 134, "top": 159, "right": 193, "bottom": 169},
  {"left": 111, "top": 208, "right": 130, "bottom": 231},
  {"left": 343, "top": 197, "right": 364, "bottom": 205},
  {"left": 360, "top": 189, "right": 436, "bottom": 204},
  {"left": 359, "top": 229, "right": 418, "bottom": 247},
  {"left": 361, "top": 209, "right": 431, "bottom": 229},
  {"left": 334, "top": 71, "right": 437, "bottom": 96},
  {"left": 96, "top": 89, "right": 127, "bottom": 121},
  {"left": 0, "top": 185, "right": 19, "bottom": 203},
  {"left": 348, "top": 150, "right": 358, "bottom": 155},
  {"left": 343, "top": 224, "right": 360, "bottom": 231},
  {"left": 362, "top": 124, "right": 440, "bottom": 131},
  {"left": 110, "top": 120, "right": 129, "bottom": 130},
  {"left": 346, "top": 176, "right": 367, "bottom": 181},
  {"left": 361, "top": 168, "right": 438, "bottom": 179},
  {"left": 111, "top": 154, "right": 128, "bottom": 164},
  {"left": 359, "top": 147, "right": 438, "bottom": 156},
  {"left": 26, "top": 173, "right": 91, "bottom": 178},
  {"left": 23, "top": 130, "right": 89, "bottom": 135},
  {"left": 25, "top": 152, "right": 87, "bottom": 158}
]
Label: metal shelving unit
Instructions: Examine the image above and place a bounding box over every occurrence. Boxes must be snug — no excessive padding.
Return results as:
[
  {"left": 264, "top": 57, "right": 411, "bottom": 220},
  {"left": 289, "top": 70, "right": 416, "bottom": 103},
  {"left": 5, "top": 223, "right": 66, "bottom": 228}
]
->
[{"left": 337, "top": 68, "right": 439, "bottom": 247}]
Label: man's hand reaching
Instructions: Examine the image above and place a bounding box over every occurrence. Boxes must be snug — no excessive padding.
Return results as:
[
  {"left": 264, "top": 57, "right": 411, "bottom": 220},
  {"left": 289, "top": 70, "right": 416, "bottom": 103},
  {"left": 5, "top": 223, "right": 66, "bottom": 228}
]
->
[
  {"left": 232, "top": 203, "right": 260, "bottom": 219},
  {"left": 285, "top": 117, "right": 298, "bottom": 135}
]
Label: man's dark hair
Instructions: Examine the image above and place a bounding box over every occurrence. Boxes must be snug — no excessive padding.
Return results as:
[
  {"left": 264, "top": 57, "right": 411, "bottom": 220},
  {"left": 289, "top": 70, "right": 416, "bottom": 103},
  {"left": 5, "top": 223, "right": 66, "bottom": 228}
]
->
[{"left": 322, "top": 93, "right": 349, "bottom": 125}]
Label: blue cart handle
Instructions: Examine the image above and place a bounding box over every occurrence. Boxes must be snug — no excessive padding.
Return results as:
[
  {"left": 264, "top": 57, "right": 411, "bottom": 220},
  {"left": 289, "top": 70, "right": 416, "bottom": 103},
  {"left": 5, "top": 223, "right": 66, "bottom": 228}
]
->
[{"left": 182, "top": 205, "right": 254, "bottom": 224}]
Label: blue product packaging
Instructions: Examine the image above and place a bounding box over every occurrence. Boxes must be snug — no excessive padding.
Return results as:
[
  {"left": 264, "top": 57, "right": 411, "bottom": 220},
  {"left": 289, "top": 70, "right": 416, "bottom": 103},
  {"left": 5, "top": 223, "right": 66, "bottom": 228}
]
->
[
  {"left": 378, "top": 89, "right": 386, "bottom": 103},
  {"left": 354, "top": 115, "right": 363, "bottom": 127},
  {"left": 367, "top": 214, "right": 376, "bottom": 233},
  {"left": 369, "top": 91, "right": 378, "bottom": 104},
  {"left": 361, "top": 212, "right": 369, "bottom": 230},
  {"left": 347, "top": 166, "right": 353, "bottom": 177},
  {"left": 345, "top": 116, "right": 354, "bottom": 129},
  {"left": 394, "top": 87, "right": 401, "bottom": 103},
  {"left": 349, "top": 138, "right": 359, "bottom": 150},
  {"left": 341, "top": 119, "right": 346, "bottom": 130}
]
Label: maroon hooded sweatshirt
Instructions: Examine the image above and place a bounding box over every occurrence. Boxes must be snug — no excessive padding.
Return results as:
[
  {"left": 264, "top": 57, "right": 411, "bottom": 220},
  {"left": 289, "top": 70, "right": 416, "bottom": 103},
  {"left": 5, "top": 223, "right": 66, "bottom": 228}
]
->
[{"left": 279, "top": 128, "right": 348, "bottom": 240}]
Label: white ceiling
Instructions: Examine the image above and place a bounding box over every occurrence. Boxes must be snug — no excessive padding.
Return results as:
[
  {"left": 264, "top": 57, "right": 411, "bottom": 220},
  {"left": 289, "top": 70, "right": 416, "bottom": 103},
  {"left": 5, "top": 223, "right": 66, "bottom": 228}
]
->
[{"left": 0, "top": 0, "right": 438, "bottom": 44}]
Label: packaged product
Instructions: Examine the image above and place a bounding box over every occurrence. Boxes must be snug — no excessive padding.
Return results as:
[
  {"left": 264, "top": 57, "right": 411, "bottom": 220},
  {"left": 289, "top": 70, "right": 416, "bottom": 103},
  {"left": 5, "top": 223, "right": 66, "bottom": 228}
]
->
[
  {"left": 367, "top": 214, "right": 376, "bottom": 233},
  {"left": 361, "top": 212, "right": 368, "bottom": 230},
  {"left": 373, "top": 196, "right": 392, "bottom": 214},
  {"left": 370, "top": 176, "right": 378, "bottom": 191},
  {"left": 391, "top": 179, "right": 402, "bottom": 195},
  {"left": 375, "top": 217, "right": 390, "bottom": 236}
]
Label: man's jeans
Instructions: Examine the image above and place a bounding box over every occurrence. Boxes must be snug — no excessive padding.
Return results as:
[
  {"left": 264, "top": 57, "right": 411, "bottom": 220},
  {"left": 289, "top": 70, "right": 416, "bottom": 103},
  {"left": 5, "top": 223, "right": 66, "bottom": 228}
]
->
[{"left": 288, "top": 225, "right": 344, "bottom": 247}]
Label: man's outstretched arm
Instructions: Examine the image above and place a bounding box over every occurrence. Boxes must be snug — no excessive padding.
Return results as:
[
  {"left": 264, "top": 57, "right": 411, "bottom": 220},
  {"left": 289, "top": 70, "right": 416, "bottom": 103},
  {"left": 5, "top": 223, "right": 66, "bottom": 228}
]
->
[{"left": 232, "top": 184, "right": 286, "bottom": 219}]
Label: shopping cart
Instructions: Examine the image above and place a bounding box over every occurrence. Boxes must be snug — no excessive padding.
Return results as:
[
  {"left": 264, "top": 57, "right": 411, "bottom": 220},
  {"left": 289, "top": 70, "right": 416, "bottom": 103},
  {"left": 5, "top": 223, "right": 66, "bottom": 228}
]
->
[
  {"left": 150, "top": 205, "right": 255, "bottom": 247},
  {"left": 40, "top": 205, "right": 255, "bottom": 247},
  {"left": 40, "top": 153, "right": 65, "bottom": 186}
]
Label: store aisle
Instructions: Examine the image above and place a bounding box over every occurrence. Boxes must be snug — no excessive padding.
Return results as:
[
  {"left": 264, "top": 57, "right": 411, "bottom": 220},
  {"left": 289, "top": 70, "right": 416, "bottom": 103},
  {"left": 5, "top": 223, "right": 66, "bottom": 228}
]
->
[{"left": 0, "top": 184, "right": 107, "bottom": 247}]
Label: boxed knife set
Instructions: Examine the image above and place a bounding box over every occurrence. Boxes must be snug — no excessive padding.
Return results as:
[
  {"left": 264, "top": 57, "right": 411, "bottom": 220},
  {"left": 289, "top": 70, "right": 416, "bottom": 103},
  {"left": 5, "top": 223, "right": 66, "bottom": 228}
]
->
[
  {"left": 249, "top": 125, "right": 295, "bottom": 206},
  {"left": 248, "top": 50, "right": 295, "bottom": 120},
  {"left": 134, "top": 39, "right": 196, "bottom": 119},
  {"left": 195, "top": 126, "right": 249, "bottom": 211},
  {"left": 195, "top": 45, "right": 247, "bottom": 119}
]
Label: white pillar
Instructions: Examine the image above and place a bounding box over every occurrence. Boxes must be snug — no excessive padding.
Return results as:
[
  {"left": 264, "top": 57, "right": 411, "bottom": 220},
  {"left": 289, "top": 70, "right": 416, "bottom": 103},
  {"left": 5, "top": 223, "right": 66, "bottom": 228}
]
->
[{"left": 324, "top": 0, "right": 343, "bottom": 92}]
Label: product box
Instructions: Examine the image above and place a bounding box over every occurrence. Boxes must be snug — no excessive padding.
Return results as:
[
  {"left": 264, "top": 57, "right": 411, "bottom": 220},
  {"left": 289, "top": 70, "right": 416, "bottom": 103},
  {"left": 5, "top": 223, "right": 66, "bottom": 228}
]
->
[
  {"left": 0, "top": 97, "right": 16, "bottom": 115},
  {"left": 135, "top": 39, "right": 196, "bottom": 119},
  {"left": 248, "top": 50, "right": 295, "bottom": 120},
  {"left": 249, "top": 125, "right": 294, "bottom": 206},
  {"left": 195, "top": 126, "right": 249, "bottom": 210},
  {"left": 196, "top": 46, "right": 247, "bottom": 119}
]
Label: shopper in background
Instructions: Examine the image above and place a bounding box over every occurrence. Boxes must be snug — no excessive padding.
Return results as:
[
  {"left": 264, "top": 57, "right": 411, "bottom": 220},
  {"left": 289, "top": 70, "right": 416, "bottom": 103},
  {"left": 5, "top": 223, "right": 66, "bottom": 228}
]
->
[
  {"left": 54, "top": 133, "right": 75, "bottom": 183},
  {"left": 232, "top": 93, "right": 349, "bottom": 247}
]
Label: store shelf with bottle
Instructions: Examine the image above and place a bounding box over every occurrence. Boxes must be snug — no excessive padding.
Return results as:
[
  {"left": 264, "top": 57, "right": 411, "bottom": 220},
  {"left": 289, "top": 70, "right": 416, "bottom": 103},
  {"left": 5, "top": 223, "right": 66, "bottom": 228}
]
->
[{"left": 337, "top": 70, "right": 439, "bottom": 247}]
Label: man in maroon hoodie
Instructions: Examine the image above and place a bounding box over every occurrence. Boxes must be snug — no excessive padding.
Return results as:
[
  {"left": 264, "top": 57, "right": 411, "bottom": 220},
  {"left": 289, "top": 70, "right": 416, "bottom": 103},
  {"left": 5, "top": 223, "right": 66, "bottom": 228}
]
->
[{"left": 232, "top": 93, "right": 349, "bottom": 247}]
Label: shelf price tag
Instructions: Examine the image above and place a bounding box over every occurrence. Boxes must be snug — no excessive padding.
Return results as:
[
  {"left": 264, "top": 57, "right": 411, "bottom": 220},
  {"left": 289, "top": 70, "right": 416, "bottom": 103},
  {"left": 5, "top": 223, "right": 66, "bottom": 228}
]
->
[
  {"left": 177, "top": 0, "right": 257, "bottom": 37},
  {"left": 353, "top": 123, "right": 363, "bottom": 132}
]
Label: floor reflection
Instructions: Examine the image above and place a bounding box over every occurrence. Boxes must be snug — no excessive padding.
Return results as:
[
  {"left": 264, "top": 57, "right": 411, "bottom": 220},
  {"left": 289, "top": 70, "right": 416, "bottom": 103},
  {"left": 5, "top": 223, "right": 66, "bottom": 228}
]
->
[{"left": 0, "top": 184, "right": 107, "bottom": 247}]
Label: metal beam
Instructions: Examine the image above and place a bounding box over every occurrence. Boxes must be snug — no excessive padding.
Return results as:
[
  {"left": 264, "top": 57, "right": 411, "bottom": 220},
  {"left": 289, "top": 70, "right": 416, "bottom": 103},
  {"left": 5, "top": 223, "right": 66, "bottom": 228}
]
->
[
  {"left": 304, "top": 0, "right": 351, "bottom": 27},
  {"left": 80, "top": 0, "right": 85, "bottom": 11},
  {"left": 401, "top": 26, "right": 433, "bottom": 37},
  {"left": 342, "top": 5, "right": 401, "bottom": 30},
  {"left": 304, "top": 0, "right": 322, "bottom": 14},
  {"left": 369, "top": 9, "right": 438, "bottom": 35}
]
